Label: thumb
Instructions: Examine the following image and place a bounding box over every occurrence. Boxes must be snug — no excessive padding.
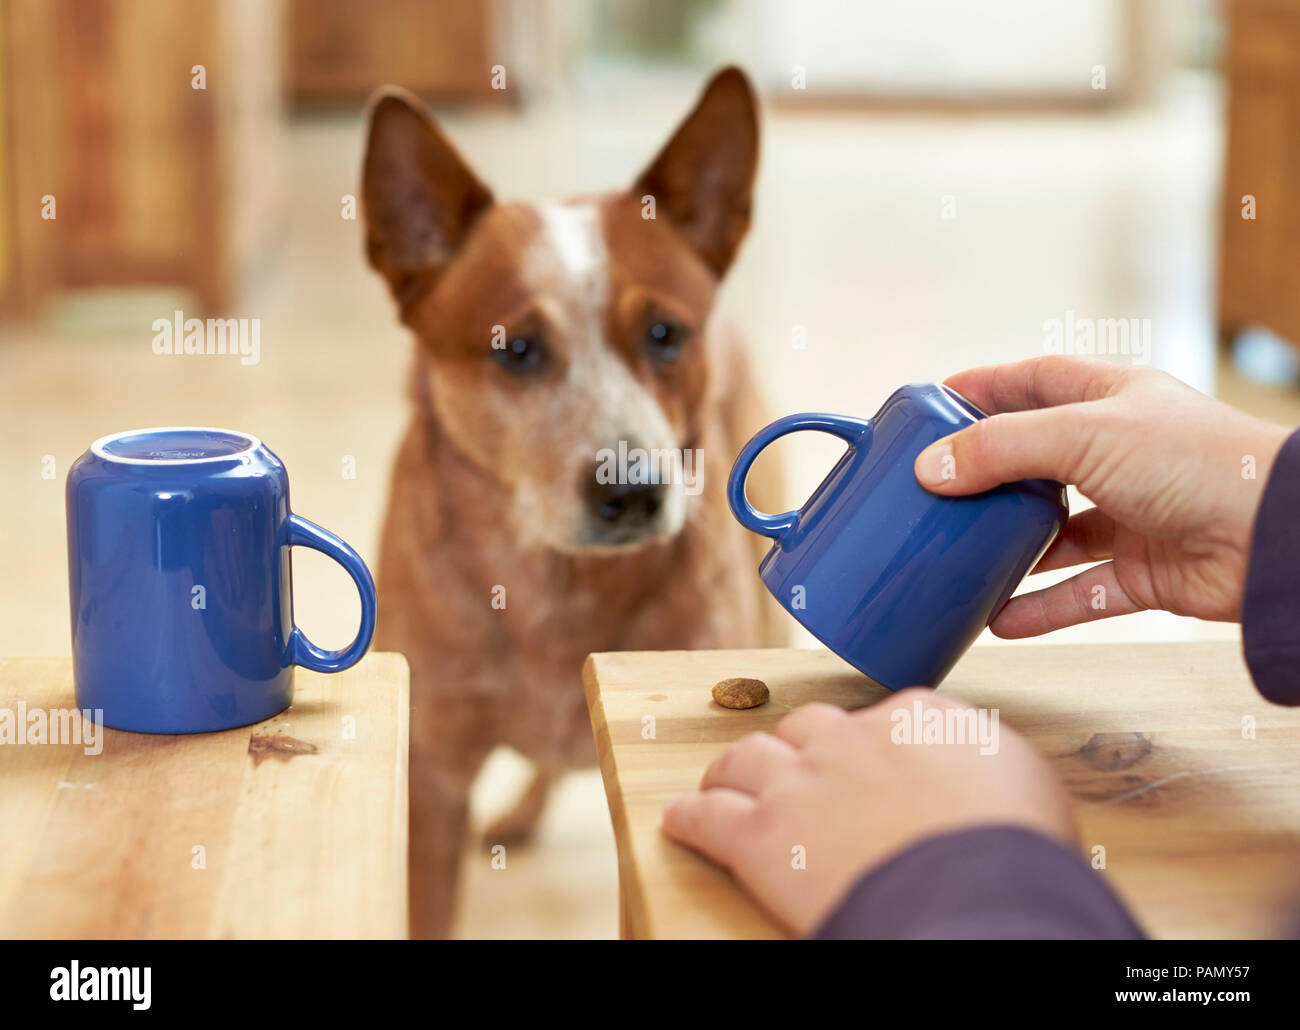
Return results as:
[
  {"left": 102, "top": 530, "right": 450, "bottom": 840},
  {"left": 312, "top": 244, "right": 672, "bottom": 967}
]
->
[{"left": 914, "top": 406, "right": 1090, "bottom": 495}]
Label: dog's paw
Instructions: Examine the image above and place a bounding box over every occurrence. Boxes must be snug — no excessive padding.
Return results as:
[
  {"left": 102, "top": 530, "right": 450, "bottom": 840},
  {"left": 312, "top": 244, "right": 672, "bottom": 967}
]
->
[
  {"left": 481, "top": 810, "right": 542, "bottom": 847},
  {"left": 481, "top": 771, "right": 551, "bottom": 846}
]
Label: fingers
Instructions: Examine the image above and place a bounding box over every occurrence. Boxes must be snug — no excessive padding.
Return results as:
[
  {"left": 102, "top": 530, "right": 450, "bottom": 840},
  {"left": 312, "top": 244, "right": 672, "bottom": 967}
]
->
[
  {"left": 1033, "top": 506, "right": 1116, "bottom": 573},
  {"left": 944, "top": 356, "right": 1133, "bottom": 416},
  {"left": 923, "top": 358, "right": 1138, "bottom": 495},
  {"left": 772, "top": 702, "right": 847, "bottom": 748},
  {"left": 700, "top": 731, "right": 799, "bottom": 795},
  {"left": 778, "top": 696, "right": 965, "bottom": 751},
  {"left": 915, "top": 405, "right": 1092, "bottom": 495},
  {"left": 989, "top": 561, "right": 1146, "bottom": 638},
  {"left": 661, "top": 788, "right": 757, "bottom": 869}
]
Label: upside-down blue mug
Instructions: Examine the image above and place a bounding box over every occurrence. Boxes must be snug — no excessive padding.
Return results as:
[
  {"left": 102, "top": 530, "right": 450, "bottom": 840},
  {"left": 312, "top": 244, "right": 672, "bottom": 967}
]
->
[
  {"left": 728, "top": 384, "right": 1068, "bottom": 690},
  {"left": 66, "top": 427, "right": 377, "bottom": 733}
]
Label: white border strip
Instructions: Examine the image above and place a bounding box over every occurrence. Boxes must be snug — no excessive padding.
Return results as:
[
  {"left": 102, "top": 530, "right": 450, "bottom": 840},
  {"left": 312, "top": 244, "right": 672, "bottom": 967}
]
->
[{"left": 90, "top": 426, "right": 261, "bottom": 465}]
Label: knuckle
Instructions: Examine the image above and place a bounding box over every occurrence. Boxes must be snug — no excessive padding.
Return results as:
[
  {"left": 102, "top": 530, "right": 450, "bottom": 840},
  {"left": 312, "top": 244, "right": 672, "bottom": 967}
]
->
[
  {"left": 888, "top": 686, "right": 970, "bottom": 713},
  {"left": 1029, "top": 355, "right": 1060, "bottom": 404},
  {"left": 800, "top": 701, "right": 845, "bottom": 721},
  {"left": 778, "top": 702, "right": 839, "bottom": 734},
  {"left": 665, "top": 796, "right": 700, "bottom": 835},
  {"left": 719, "top": 732, "right": 768, "bottom": 774},
  {"left": 954, "top": 418, "right": 989, "bottom": 464},
  {"left": 1115, "top": 363, "right": 1168, "bottom": 399},
  {"left": 703, "top": 745, "right": 739, "bottom": 785},
  {"left": 734, "top": 730, "right": 772, "bottom": 754},
  {"left": 965, "top": 417, "right": 1004, "bottom": 472},
  {"left": 745, "top": 797, "right": 781, "bottom": 840},
  {"left": 1067, "top": 573, "right": 1096, "bottom": 623},
  {"left": 863, "top": 691, "right": 911, "bottom": 724}
]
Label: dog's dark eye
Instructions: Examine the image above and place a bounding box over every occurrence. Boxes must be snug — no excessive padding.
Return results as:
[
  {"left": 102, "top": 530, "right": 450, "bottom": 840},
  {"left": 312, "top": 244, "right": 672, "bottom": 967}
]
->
[
  {"left": 645, "top": 319, "right": 687, "bottom": 363},
  {"left": 493, "top": 334, "right": 548, "bottom": 376}
]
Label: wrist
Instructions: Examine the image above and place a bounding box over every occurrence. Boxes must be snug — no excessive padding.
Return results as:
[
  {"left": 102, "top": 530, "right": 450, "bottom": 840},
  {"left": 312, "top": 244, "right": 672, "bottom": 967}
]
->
[{"left": 1211, "top": 420, "right": 1290, "bottom": 592}]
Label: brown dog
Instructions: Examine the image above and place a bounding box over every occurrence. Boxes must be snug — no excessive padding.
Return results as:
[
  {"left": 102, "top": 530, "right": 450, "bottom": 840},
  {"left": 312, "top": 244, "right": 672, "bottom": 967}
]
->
[{"left": 362, "top": 66, "right": 784, "bottom": 938}]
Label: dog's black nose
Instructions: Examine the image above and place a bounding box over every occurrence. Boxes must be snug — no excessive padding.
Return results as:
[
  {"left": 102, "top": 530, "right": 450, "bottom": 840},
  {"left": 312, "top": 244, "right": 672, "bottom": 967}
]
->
[{"left": 587, "top": 478, "right": 665, "bottom": 525}]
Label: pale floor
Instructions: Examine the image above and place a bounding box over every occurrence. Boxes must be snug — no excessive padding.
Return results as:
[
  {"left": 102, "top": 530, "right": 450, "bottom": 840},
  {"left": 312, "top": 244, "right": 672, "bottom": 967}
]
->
[{"left": 4, "top": 76, "right": 1299, "bottom": 937}]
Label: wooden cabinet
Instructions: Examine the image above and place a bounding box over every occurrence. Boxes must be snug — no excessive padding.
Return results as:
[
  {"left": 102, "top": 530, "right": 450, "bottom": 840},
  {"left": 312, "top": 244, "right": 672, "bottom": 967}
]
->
[
  {"left": 1219, "top": 0, "right": 1300, "bottom": 348},
  {"left": 0, "top": 0, "right": 286, "bottom": 317},
  {"left": 289, "top": 0, "right": 501, "bottom": 107}
]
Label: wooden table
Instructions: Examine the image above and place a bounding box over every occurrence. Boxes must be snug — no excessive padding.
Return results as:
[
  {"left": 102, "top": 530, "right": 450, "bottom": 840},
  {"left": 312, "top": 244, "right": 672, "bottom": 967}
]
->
[
  {"left": 0, "top": 653, "right": 409, "bottom": 939},
  {"left": 584, "top": 643, "right": 1300, "bottom": 939}
]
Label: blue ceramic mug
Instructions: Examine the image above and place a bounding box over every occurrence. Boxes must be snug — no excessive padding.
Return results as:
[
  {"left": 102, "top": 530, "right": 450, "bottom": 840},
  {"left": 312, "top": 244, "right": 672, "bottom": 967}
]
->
[
  {"left": 728, "top": 384, "right": 1067, "bottom": 689},
  {"left": 66, "top": 427, "right": 377, "bottom": 733}
]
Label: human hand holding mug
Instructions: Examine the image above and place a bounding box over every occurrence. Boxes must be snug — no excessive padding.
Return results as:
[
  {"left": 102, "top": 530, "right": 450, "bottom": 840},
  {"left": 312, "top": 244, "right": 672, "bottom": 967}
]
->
[
  {"left": 913, "top": 356, "right": 1292, "bottom": 636},
  {"left": 728, "top": 383, "right": 1067, "bottom": 689}
]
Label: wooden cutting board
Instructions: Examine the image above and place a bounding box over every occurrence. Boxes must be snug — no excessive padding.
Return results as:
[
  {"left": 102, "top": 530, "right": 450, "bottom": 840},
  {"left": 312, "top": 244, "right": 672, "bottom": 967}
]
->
[
  {"left": 0, "top": 653, "right": 409, "bottom": 938},
  {"left": 584, "top": 643, "right": 1300, "bottom": 939}
]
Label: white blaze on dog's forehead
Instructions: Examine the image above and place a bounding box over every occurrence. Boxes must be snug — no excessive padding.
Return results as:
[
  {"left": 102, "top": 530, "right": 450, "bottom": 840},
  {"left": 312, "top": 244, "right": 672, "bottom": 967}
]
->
[
  {"left": 529, "top": 202, "right": 607, "bottom": 300},
  {"left": 528, "top": 203, "right": 676, "bottom": 444},
  {"left": 511, "top": 202, "right": 690, "bottom": 547},
  {"left": 537, "top": 203, "right": 604, "bottom": 284}
]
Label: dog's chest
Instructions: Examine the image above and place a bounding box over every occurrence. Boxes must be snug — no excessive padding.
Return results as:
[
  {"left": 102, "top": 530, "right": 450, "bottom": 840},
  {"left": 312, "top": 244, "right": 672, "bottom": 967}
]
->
[
  {"left": 501, "top": 531, "right": 745, "bottom": 668},
  {"left": 485, "top": 524, "right": 762, "bottom": 764}
]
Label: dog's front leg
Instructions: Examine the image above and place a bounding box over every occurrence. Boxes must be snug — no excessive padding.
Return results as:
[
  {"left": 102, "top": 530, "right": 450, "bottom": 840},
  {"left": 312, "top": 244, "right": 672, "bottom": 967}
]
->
[
  {"left": 482, "top": 768, "right": 552, "bottom": 845},
  {"left": 408, "top": 732, "right": 488, "bottom": 939}
]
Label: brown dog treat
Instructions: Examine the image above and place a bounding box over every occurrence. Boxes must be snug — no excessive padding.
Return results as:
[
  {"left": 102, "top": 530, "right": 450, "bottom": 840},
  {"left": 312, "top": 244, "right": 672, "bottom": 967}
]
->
[{"left": 712, "top": 677, "right": 769, "bottom": 710}]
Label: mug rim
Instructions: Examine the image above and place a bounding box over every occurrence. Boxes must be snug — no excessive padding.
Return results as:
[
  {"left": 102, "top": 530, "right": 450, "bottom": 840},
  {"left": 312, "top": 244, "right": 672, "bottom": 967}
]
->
[{"left": 90, "top": 426, "right": 262, "bottom": 466}]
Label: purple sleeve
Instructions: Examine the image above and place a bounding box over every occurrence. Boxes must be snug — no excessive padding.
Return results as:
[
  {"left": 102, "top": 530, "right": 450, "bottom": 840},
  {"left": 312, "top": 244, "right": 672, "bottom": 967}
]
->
[
  {"left": 811, "top": 825, "right": 1144, "bottom": 939},
  {"left": 1242, "top": 427, "right": 1300, "bottom": 706}
]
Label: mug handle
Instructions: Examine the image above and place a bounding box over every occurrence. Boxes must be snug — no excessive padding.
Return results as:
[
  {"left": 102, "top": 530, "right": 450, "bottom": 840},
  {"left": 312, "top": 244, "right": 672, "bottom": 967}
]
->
[
  {"left": 285, "top": 513, "right": 378, "bottom": 673},
  {"left": 728, "top": 413, "right": 873, "bottom": 539}
]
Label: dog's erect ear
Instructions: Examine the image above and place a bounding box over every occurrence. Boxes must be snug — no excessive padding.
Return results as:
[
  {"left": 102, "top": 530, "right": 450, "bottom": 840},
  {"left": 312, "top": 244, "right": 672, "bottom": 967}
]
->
[
  {"left": 363, "top": 87, "right": 494, "bottom": 308},
  {"left": 633, "top": 66, "right": 759, "bottom": 277}
]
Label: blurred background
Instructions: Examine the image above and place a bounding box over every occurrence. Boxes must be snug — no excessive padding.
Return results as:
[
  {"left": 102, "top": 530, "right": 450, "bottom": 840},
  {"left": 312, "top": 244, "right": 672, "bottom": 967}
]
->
[{"left": 3, "top": 0, "right": 1299, "bottom": 937}]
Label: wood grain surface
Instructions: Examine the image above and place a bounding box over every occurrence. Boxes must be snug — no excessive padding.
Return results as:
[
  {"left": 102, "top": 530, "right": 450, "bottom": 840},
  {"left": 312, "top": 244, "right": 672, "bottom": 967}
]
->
[
  {"left": 0, "top": 652, "right": 409, "bottom": 939},
  {"left": 584, "top": 643, "right": 1300, "bottom": 939}
]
